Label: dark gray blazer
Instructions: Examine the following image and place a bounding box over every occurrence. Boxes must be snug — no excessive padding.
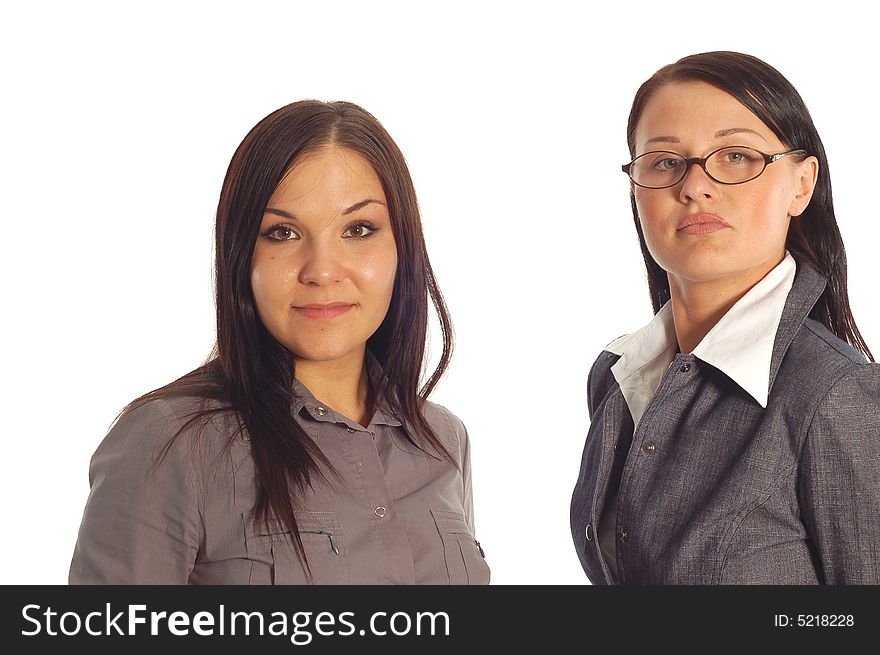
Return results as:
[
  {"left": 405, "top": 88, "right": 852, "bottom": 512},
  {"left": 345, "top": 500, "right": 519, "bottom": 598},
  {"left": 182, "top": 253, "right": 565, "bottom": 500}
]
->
[{"left": 571, "top": 260, "right": 880, "bottom": 584}]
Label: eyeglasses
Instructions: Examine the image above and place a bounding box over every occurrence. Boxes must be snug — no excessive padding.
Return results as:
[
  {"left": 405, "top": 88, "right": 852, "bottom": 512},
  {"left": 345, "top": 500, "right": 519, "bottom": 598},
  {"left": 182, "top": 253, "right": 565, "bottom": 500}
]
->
[{"left": 621, "top": 146, "right": 808, "bottom": 189}]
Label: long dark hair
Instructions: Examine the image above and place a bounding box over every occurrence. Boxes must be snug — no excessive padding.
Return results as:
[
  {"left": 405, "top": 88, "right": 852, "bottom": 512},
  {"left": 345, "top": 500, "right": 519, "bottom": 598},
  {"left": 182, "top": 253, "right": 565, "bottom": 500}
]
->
[
  {"left": 124, "top": 100, "right": 456, "bottom": 571},
  {"left": 626, "top": 51, "right": 873, "bottom": 361}
]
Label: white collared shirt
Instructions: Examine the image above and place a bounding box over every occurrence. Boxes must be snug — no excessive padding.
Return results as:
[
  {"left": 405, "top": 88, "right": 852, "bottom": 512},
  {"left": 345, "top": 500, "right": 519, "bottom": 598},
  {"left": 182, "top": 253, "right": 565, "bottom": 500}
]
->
[
  {"left": 596, "top": 252, "right": 796, "bottom": 580},
  {"left": 607, "top": 251, "right": 796, "bottom": 425}
]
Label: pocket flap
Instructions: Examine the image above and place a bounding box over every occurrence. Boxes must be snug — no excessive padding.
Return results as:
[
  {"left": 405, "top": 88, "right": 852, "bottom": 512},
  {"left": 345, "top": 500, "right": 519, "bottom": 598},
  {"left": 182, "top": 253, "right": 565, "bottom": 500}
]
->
[
  {"left": 244, "top": 510, "right": 341, "bottom": 538},
  {"left": 430, "top": 509, "right": 472, "bottom": 537}
]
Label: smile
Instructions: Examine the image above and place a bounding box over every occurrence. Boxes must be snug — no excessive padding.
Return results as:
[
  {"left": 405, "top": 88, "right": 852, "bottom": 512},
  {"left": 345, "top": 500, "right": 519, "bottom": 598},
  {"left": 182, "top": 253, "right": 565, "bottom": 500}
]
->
[{"left": 293, "top": 303, "right": 355, "bottom": 320}]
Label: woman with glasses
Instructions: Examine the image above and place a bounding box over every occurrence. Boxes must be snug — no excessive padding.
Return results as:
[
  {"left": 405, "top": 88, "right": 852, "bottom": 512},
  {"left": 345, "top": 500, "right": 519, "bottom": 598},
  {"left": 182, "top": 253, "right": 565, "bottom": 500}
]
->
[
  {"left": 570, "top": 52, "right": 879, "bottom": 584},
  {"left": 69, "top": 101, "right": 490, "bottom": 585}
]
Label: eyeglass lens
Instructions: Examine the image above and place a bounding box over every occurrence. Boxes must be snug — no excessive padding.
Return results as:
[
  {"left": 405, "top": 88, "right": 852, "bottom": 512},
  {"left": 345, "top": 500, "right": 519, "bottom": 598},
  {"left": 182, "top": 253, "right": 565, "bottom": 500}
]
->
[{"left": 630, "top": 147, "right": 767, "bottom": 188}]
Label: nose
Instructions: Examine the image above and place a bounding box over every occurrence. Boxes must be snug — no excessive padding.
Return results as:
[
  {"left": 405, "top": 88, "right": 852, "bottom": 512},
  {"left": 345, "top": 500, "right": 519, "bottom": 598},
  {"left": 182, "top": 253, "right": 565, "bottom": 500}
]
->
[
  {"left": 678, "top": 162, "right": 718, "bottom": 203},
  {"left": 297, "top": 238, "right": 346, "bottom": 286}
]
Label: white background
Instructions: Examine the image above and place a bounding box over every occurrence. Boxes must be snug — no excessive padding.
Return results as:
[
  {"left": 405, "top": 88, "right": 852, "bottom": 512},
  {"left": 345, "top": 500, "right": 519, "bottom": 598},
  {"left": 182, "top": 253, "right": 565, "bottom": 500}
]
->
[{"left": 2, "top": 0, "right": 877, "bottom": 584}]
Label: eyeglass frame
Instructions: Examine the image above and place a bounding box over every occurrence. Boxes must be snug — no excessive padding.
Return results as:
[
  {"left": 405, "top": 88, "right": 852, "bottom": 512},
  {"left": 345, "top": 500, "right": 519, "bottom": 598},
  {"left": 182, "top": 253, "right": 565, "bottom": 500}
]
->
[{"left": 621, "top": 146, "right": 809, "bottom": 189}]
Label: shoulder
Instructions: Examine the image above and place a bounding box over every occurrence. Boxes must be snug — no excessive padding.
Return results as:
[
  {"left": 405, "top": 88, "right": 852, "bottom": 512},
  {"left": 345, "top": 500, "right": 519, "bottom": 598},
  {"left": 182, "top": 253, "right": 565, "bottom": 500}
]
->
[
  {"left": 808, "top": 360, "right": 880, "bottom": 430},
  {"left": 791, "top": 321, "right": 880, "bottom": 443},
  {"left": 93, "top": 395, "right": 236, "bottom": 476},
  {"left": 799, "top": 318, "right": 868, "bottom": 366},
  {"left": 420, "top": 400, "right": 469, "bottom": 452},
  {"left": 114, "top": 394, "right": 230, "bottom": 441},
  {"left": 589, "top": 348, "right": 622, "bottom": 380},
  {"left": 587, "top": 348, "right": 622, "bottom": 414},
  {"left": 98, "top": 397, "right": 183, "bottom": 460},
  {"left": 781, "top": 318, "right": 871, "bottom": 397}
]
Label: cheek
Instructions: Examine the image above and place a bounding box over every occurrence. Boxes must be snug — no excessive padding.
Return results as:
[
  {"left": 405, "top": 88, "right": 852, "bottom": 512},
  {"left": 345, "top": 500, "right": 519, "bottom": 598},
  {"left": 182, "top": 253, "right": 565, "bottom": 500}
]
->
[
  {"left": 249, "top": 266, "right": 271, "bottom": 321},
  {"left": 357, "top": 250, "right": 398, "bottom": 297},
  {"left": 633, "top": 189, "right": 659, "bottom": 220},
  {"left": 251, "top": 256, "right": 297, "bottom": 310},
  {"left": 633, "top": 192, "right": 666, "bottom": 239},
  {"left": 739, "top": 183, "right": 792, "bottom": 237}
]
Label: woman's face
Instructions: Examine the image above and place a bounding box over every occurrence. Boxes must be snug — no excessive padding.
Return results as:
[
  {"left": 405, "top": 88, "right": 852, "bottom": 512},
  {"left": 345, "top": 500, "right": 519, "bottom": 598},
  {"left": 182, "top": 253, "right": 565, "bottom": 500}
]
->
[
  {"left": 251, "top": 145, "right": 397, "bottom": 369},
  {"left": 631, "top": 81, "right": 818, "bottom": 288}
]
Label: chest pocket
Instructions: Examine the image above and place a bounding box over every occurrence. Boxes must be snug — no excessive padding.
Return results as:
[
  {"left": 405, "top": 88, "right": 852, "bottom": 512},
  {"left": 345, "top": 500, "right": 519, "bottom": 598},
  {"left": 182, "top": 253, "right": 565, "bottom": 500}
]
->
[
  {"left": 430, "top": 509, "right": 490, "bottom": 585},
  {"left": 243, "top": 510, "right": 350, "bottom": 585}
]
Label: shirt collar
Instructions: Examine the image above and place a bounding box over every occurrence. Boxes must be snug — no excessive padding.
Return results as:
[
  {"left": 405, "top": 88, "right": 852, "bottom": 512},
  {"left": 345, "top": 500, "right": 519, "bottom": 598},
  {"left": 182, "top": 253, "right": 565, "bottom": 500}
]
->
[
  {"left": 607, "top": 252, "right": 797, "bottom": 411},
  {"left": 606, "top": 301, "right": 678, "bottom": 425},
  {"left": 692, "top": 252, "right": 797, "bottom": 406},
  {"left": 290, "top": 350, "right": 402, "bottom": 428}
]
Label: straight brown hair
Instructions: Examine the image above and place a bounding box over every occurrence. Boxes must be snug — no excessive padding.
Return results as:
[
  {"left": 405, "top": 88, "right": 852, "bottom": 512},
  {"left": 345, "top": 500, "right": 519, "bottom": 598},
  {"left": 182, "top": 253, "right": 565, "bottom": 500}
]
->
[{"left": 124, "top": 100, "right": 456, "bottom": 575}]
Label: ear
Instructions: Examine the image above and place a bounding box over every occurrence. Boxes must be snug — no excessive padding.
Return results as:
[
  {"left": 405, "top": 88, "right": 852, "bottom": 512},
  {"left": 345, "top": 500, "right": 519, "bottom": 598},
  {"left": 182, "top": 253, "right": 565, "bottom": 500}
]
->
[{"left": 788, "top": 156, "right": 819, "bottom": 217}]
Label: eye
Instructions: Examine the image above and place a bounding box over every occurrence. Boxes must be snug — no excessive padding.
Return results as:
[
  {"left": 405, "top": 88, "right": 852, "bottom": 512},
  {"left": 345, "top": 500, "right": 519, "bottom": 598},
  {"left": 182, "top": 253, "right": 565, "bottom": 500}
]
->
[
  {"left": 262, "top": 224, "right": 300, "bottom": 241},
  {"left": 641, "top": 152, "right": 684, "bottom": 172},
  {"left": 343, "top": 222, "right": 378, "bottom": 239},
  {"left": 717, "top": 148, "right": 761, "bottom": 164},
  {"left": 652, "top": 157, "right": 683, "bottom": 171}
]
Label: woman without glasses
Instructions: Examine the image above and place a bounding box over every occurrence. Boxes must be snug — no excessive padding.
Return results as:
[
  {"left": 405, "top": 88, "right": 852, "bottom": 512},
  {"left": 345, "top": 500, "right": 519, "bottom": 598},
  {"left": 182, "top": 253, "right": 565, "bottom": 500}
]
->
[
  {"left": 571, "top": 52, "right": 879, "bottom": 584},
  {"left": 70, "top": 101, "right": 490, "bottom": 585}
]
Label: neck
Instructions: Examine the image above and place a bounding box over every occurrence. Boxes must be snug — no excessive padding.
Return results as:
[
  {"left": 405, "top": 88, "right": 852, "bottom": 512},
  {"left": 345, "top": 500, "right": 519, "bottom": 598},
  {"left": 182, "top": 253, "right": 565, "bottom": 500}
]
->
[
  {"left": 668, "top": 256, "right": 784, "bottom": 354},
  {"left": 294, "top": 348, "right": 373, "bottom": 427}
]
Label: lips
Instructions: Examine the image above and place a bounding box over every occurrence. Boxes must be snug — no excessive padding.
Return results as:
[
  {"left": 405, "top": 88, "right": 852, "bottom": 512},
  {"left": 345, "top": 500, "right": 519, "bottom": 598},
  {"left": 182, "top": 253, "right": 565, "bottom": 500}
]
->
[
  {"left": 293, "top": 302, "right": 354, "bottom": 320},
  {"left": 677, "top": 213, "right": 730, "bottom": 235}
]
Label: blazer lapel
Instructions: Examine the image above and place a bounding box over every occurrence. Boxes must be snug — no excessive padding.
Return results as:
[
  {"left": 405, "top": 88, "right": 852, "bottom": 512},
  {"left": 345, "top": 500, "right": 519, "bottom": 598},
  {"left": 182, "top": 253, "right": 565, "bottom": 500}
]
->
[{"left": 767, "top": 258, "right": 827, "bottom": 395}]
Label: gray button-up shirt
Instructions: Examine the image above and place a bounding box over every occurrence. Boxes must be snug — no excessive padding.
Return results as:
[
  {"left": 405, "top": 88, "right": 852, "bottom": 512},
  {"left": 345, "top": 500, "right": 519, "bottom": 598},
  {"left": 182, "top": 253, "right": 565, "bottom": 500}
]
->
[
  {"left": 571, "top": 259, "right": 880, "bottom": 584},
  {"left": 70, "top": 364, "right": 489, "bottom": 585}
]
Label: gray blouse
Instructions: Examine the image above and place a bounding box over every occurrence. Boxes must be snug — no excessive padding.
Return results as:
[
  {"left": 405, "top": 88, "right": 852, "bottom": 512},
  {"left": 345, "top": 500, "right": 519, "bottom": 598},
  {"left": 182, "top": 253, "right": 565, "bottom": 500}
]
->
[{"left": 69, "top": 367, "right": 489, "bottom": 585}]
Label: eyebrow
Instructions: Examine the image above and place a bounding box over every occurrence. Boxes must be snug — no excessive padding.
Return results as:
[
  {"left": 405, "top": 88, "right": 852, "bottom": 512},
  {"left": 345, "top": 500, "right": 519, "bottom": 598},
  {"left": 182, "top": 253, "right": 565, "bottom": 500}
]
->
[
  {"left": 342, "top": 198, "right": 385, "bottom": 215},
  {"left": 714, "top": 127, "right": 767, "bottom": 142},
  {"left": 263, "top": 198, "right": 386, "bottom": 221},
  {"left": 643, "top": 127, "right": 768, "bottom": 147}
]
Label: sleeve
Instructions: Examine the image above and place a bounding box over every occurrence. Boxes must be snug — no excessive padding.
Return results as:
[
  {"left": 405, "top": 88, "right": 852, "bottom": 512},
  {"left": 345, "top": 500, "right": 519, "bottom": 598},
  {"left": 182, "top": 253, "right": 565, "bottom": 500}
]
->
[
  {"left": 798, "top": 363, "right": 880, "bottom": 584},
  {"left": 457, "top": 416, "right": 475, "bottom": 533},
  {"left": 68, "top": 399, "right": 202, "bottom": 584}
]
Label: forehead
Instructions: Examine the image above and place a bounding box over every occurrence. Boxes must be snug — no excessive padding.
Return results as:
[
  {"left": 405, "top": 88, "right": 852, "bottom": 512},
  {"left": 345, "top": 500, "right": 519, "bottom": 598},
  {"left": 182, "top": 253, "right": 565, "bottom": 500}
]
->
[
  {"left": 634, "top": 81, "right": 780, "bottom": 151},
  {"left": 267, "top": 145, "right": 386, "bottom": 207}
]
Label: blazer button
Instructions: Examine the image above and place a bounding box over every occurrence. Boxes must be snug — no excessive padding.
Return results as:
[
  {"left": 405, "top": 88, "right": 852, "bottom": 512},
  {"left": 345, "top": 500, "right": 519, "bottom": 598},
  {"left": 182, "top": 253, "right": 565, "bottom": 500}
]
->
[
  {"left": 585, "top": 523, "right": 594, "bottom": 541},
  {"left": 679, "top": 363, "right": 691, "bottom": 373},
  {"left": 374, "top": 506, "right": 387, "bottom": 518},
  {"left": 643, "top": 442, "right": 656, "bottom": 453}
]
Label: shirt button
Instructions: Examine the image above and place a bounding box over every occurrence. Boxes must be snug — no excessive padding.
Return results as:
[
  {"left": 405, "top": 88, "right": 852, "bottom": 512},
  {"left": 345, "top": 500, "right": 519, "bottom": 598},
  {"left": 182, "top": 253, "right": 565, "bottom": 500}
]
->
[
  {"left": 585, "top": 523, "right": 594, "bottom": 541},
  {"left": 643, "top": 442, "right": 656, "bottom": 453},
  {"left": 315, "top": 406, "right": 327, "bottom": 416},
  {"left": 620, "top": 529, "right": 629, "bottom": 542},
  {"left": 347, "top": 427, "right": 355, "bottom": 433},
  {"left": 679, "top": 363, "right": 691, "bottom": 373},
  {"left": 374, "top": 506, "right": 387, "bottom": 518}
]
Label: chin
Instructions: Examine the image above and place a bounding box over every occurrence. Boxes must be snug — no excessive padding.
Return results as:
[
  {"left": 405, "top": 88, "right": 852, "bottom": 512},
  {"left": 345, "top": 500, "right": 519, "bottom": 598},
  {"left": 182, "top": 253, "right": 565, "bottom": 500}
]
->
[
  {"left": 673, "top": 265, "right": 740, "bottom": 285},
  {"left": 670, "top": 255, "right": 778, "bottom": 286},
  {"left": 289, "top": 341, "right": 363, "bottom": 365},
  {"left": 655, "top": 242, "right": 730, "bottom": 280}
]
